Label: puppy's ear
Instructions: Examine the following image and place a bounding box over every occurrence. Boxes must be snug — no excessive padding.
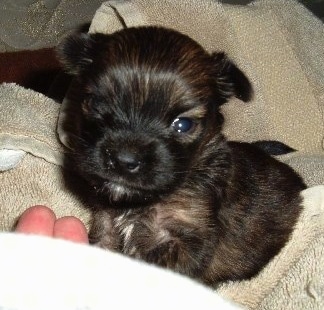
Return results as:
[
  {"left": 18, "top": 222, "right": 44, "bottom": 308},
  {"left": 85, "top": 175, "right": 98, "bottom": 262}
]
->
[
  {"left": 211, "top": 52, "right": 253, "bottom": 102},
  {"left": 56, "top": 32, "right": 96, "bottom": 75}
]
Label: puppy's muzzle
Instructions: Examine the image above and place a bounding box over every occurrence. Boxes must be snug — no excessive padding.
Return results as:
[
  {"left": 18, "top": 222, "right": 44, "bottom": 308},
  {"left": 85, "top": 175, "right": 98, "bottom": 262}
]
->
[{"left": 102, "top": 134, "right": 172, "bottom": 190}]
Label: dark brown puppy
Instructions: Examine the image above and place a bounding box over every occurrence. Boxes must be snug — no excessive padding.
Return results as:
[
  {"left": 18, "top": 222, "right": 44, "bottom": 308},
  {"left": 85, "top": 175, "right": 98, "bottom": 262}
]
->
[{"left": 58, "top": 26, "right": 306, "bottom": 286}]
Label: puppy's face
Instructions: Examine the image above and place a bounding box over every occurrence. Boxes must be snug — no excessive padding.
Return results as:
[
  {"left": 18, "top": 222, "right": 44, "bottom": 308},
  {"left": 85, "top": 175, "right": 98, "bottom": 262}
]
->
[{"left": 58, "top": 27, "right": 252, "bottom": 203}]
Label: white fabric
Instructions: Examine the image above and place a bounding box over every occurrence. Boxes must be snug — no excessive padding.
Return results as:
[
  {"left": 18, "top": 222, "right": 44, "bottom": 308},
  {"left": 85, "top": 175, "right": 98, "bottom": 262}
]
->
[{"left": 0, "top": 233, "right": 242, "bottom": 310}]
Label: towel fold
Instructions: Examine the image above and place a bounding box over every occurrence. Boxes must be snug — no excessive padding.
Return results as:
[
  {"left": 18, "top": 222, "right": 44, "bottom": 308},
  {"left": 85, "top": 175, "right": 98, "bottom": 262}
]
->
[{"left": 0, "top": 83, "right": 91, "bottom": 231}]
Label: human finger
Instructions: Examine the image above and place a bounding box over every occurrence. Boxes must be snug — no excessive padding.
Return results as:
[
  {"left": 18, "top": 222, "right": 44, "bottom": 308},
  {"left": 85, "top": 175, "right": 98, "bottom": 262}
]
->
[
  {"left": 15, "top": 205, "right": 56, "bottom": 237},
  {"left": 53, "top": 216, "right": 89, "bottom": 244}
]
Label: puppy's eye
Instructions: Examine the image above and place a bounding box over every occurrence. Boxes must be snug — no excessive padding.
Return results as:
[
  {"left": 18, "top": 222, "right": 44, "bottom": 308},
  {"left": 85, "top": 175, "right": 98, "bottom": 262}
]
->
[{"left": 171, "top": 117, "right": 194, "bottom": 133}]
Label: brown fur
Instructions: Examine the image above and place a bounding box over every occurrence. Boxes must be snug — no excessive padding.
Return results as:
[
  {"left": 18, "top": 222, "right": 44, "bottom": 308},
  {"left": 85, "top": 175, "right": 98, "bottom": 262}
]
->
[{"left": 58, "top": 26, "right": 306, "bottom": 286}]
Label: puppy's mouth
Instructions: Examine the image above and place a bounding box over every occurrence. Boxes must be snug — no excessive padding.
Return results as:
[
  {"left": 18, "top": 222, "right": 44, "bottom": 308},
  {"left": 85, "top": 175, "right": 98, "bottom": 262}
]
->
[{"left": 93, "top": 180, "right": 155, "bottom": 204}]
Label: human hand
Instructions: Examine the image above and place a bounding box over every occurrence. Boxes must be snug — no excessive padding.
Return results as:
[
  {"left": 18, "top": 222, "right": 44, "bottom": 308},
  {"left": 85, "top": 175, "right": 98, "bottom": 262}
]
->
[{"left": 15, "top": 205, "right": 89, "bottom": 244}]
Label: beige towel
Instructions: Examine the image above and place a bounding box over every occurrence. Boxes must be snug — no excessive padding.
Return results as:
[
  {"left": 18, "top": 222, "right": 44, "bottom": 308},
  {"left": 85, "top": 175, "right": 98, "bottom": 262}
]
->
[
  {"left": 0, "top": 83, "right": 63, "bottom": 165},
  {"left": 0, "top": 83, "right": 91, "bottom": 230}
]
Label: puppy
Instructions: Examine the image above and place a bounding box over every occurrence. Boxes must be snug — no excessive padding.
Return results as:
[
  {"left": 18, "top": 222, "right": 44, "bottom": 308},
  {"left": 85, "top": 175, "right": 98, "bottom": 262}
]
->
[{"left": 57, "top": 26, "right": 306, "bottom": 286}]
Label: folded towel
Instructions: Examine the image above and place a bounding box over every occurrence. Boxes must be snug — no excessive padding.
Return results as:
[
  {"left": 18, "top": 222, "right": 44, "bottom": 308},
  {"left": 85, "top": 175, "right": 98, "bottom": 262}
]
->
[
  {"left": 0, "top": 83, "right": 91, "bottom": 231},
  {"left": 0, "top": 83, "right": 63, "bottom": 165}
]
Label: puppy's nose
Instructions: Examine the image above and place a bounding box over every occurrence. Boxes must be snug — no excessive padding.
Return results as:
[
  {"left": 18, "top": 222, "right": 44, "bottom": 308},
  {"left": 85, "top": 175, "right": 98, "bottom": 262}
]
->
[{"left": 116, "top": 151, "right": 142, "bottom": 173}]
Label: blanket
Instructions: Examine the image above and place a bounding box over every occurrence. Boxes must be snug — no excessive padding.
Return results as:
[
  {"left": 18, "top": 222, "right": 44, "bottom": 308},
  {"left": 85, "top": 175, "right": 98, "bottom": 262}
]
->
[
  {"left": 0, "top": 83, "right": 91, "bottom": 230},
  {"left": 0, "top": 0, "right": 323, "bottom": 309}
]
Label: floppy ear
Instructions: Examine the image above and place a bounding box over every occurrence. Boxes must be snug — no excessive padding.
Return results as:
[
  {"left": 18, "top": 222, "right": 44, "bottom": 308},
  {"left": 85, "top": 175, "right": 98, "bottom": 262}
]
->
[
  {"left": 56, "top": 32, "right": 97, "bottom": 75},
  {"left": 211, "top": 52, "right": 253, "bottom": 102}
]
